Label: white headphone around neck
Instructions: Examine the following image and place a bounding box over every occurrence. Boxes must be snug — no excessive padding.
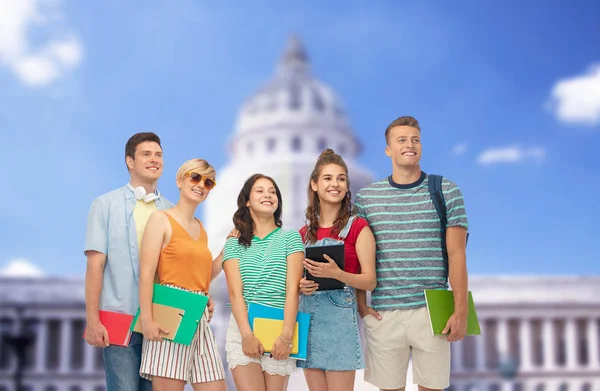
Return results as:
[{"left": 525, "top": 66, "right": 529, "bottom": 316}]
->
[{"left": 127, "top": 183, "right": 160, "bottom": 203}]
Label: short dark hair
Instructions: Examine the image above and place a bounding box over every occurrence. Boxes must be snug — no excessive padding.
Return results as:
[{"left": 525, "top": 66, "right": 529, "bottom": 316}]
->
[
  {"left": 385, "top": 116, "right": 421, "bottom": 144},
  {"left": 125, "top": 132, "right": 162, "bottom": 170}
]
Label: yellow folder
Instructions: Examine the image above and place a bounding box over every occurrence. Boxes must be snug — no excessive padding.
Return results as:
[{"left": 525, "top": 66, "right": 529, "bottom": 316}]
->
[{"left": 253, "top": 318, "right": 299, "bottom": 354}]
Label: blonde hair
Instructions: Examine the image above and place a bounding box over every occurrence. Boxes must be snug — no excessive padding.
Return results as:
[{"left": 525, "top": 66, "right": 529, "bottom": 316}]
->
[{"left": 176, "top": 158, "right": 216, "bottom": 182}]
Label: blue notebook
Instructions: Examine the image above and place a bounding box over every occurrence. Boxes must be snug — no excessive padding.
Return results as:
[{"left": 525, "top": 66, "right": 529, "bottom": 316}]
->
[{"left": 247, "top": 303, "right": 310, "bottom": 360}]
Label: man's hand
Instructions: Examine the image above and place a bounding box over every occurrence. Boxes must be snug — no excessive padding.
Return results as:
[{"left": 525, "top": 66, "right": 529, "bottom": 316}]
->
[
  {"left": 207, "top": 296, "right": 215, "bottom": 323},
  {"left": 299, "top": 277, "right": 318, "bottom": 295},
  {"left": 442, "top": 311, "right": 467, "bottom": 342},
  {"left": 85, "top": 320, "right": 110, "bottom": 347},
  {"left": 358, "top": 306, "right": 382, "bottom": 321}
]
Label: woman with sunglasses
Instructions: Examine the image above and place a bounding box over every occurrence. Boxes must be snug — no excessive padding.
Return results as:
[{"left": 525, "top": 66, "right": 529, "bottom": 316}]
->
[
  {"left": 138, "top": 158, "right": 230, "bottom": 391},
  {"left": 298, "top": 149, "right": 377, "bottom": 391},
  {"left": 222, "top": 173, "right": 305, "bottom": 391}
]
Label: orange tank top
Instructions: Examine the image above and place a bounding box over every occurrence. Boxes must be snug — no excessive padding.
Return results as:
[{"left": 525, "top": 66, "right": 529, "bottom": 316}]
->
[{"left": 157, "top": 212, "right": 212, "bottom": 293}]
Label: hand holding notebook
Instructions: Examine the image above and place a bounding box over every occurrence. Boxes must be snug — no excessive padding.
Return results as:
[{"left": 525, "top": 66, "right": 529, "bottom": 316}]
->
[
  {"left": 130, "top": 284, "right": 207, "bottom": 346},
  {"left": 241, "top": 331, "right": 265, "bottom": 358},
  {"left": 247, "top": 303, "right": 310, "bottom": 360},
  {"left": 83, "top": 310, "right": 134, "bottom": 347},
  {"left": 253, "top": 318, "right": 300, "bottom": 355},
  {"left": 132, "top": 303, "right": 184, "bottom": 342},
  {"left": 424, "top": 289, "right": 481, "bottom": 339},
  {"left": 139, "top": 319, "right": 170, "bottom": 341},
  {"left": 304, "top": 244, "right": 345, "bottom": 291}
]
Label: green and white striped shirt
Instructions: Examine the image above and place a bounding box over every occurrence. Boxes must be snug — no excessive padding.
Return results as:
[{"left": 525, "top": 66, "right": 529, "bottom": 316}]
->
[
  {"left": 223, "top": 227, "right": 305, "bottom": 309},
  {"left": 355, "top": 172, "right": 468, "bottom": 311}
]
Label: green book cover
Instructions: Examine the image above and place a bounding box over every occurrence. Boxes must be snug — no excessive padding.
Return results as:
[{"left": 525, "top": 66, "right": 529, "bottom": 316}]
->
[
  {"left": 130, "top": 284, "right": 209, "bottom": 345},
  {"left": 424, "top": 289, "right": 481, "bottom": 336}
]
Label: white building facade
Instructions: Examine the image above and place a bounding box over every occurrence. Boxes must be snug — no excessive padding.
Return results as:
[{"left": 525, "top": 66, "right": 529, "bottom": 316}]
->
[{"left": 0, "top": 275, "right": 599, "bottom": 391}]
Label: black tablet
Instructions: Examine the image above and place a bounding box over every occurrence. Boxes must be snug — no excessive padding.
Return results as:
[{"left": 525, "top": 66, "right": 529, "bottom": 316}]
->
[{"left": 304, "top": 244, "right": 345, "bottom": 291}]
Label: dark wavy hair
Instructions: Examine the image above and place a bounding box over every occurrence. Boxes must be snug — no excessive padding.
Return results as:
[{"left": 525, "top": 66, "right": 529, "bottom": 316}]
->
[
  {"left": 233, "top": 173, "right": 283, "bottom": 248},
  {"left": 305, "top": 149, "right": 354, "bottom": 243}
]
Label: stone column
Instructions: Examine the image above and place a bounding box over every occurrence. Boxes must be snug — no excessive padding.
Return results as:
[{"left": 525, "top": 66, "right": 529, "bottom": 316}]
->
[
  {"left": 59, "top": 318, "right": 72, "bottom": 373},
  {"left": 587, "top": 318, "right": 599, "bottom": 370},
  {"left": 497, "top": 318, "right": 509, "bottom": 360},
  {"left": 542, "top": 318, "right": 556, "bottom": 371},
  {"left": 519, "top": 318, "right": 533, "bottom": 372},
  {"left": 35, "top": 318, "right": 47, "bottom": 372},
  {"left": 84, "top": 341, "right": 97, "bottom": 373},
  {"left": 475, "top": 320, "right": 487, "bottom": 371},
  {"left": 565, "top": 318, "right": 578, "bottom": 370}
]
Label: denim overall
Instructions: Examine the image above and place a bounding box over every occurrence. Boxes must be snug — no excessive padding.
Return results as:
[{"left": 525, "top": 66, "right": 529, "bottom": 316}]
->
[{"left": 297, "top": 216, "right": 365, "bottom": 371}]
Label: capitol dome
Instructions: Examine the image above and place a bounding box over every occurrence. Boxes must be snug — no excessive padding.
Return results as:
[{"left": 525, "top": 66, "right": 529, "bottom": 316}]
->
[{"left": 229, "top": 36, "right": 362, "bottom": 161}]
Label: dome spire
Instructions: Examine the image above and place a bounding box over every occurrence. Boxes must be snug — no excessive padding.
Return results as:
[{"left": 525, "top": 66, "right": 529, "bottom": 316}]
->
[{"left": 277, "top": 35, "right": 309, "bottom": 76}]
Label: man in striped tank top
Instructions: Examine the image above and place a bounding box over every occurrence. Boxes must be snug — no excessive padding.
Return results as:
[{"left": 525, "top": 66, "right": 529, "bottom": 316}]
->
[{"left": 355, "top": 116, "right": 469, "bottom": 391}]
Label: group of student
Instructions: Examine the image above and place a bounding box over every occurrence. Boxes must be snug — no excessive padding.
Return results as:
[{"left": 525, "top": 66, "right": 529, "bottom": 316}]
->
[{"left": 84, "top": 115, "right": 470, "bottom": 391}]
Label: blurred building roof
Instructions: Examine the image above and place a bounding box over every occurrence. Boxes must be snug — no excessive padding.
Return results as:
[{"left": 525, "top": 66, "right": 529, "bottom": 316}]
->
[{"left": 1, "top": 275, "right": 599, "bottom": 306}]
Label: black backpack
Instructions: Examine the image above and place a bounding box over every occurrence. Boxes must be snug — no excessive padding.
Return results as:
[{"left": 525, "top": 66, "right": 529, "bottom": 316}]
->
[{"left": 427, "top": 174, "right": 469, "bottom": 269}]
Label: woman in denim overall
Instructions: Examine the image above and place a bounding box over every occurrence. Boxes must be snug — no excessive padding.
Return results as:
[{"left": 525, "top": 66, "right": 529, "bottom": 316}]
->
[{"left": 298, "top": 149, "right": 377, "bottom": 391}]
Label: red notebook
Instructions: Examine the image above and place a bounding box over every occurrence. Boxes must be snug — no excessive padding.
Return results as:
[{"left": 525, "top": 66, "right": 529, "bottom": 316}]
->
[{"left": 83, "top": 310, "right": 134, "bottom": 347}]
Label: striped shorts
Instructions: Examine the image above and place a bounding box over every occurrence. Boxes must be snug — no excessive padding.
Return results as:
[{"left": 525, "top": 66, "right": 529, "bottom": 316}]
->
[{"left": 139, "top": 286, "right": 226, "bottom": 384}]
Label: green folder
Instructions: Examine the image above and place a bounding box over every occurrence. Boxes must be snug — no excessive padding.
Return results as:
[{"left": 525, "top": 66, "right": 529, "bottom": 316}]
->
[
  {"left": 424, "top": 289, "right": 481, "bottom": 336},
  {"left": 130, "top": 284, "right": 209, "bottom": 345}
]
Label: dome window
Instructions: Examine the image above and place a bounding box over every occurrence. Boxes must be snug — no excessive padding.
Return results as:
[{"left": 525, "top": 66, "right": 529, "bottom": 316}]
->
[
  {"left": 317, "top": 138, "right": 327, "bottom": 152},
  {"left": 312, "top": 89, "right": 325, "bottom": 112},
  {"left": 292, "top": 136, "right": 302, "bottom": 152},
  {"left": 289, "top": 83, "right": 301, "bottom": 110}
]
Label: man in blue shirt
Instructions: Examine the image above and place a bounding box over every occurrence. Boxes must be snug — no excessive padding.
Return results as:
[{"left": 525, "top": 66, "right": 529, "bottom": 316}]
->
[{"left": 84, "top": 132, "right": 173, "bottom": 390}]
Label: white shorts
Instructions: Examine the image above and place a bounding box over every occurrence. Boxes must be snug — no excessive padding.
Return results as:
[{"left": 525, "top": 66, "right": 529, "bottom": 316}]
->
[
  {"left": 225, "top": 313, "right": 296, "bottom": 377},
  {"left": 140, "top": 289, "right": 226, "bottom": 384},
  {"left": 363, "top": 307, "right": 451, "bottom": 390}
]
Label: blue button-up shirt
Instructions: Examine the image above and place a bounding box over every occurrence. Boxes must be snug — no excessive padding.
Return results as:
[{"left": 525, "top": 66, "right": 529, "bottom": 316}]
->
[{"left": 84, "top": 185, "right": 174, "bottom": 315}]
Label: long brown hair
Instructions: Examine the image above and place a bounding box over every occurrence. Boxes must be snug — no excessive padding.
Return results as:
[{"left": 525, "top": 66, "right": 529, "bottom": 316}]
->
[
  {"left": 232, "top": 173, "right": 283, "bottom": 248},
  {"left": 305, "top": 149, "right": 353, "bottom": 243}
]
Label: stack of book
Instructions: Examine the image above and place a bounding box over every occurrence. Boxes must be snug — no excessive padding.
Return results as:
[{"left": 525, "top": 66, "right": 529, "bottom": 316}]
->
[{"left": 84, "top": 284, "right": 209, "bottom": 346}]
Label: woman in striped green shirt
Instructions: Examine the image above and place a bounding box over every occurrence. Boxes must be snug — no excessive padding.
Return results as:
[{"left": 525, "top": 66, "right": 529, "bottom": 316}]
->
[{"left": 222, "top": 173, "right": 305, "bottom": 391}]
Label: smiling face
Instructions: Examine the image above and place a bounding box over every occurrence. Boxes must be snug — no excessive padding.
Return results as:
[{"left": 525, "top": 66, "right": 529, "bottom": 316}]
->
[
  {"left": 385, "top": 125, "right": 422, "bottom": 168},
  {"left": 246, "top": 177, "right": 279, "bottom": 217},
  {"left": 126, "top": 141, "right": 163, "bottom": 183},
  {"left": 178, "top": 171, "right": 215, "bottom": 204},
  {"left": 311, "top": 163, "right": 348, "bottom": 207}
]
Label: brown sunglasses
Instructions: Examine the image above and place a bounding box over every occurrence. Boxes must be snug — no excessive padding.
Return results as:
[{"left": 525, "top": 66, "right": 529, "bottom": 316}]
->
[{"left": 187, "top": 172, "right": 216, "bottom": 190}]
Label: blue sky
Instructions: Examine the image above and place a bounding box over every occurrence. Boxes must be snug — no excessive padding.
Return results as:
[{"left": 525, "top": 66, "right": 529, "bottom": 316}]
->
[{"left": 1, "top": 0, "right": 599, "bottom": 277}]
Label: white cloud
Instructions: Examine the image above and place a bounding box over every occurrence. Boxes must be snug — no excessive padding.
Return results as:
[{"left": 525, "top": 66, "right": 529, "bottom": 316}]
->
[
  {"left": 548, "top": 64, "right": 600, "bottom": 126},
  {"left": 0, "top": 0, "right": 83, "bottom": 87},
  {"left": 0, "top": 258, "right": 45, "bottom": 278},
  {"left": 477, "top": 145, "right": 546, "bottom": 166},
  {"left": 451, "top": 142, "right": 468, "bottom": 156}
]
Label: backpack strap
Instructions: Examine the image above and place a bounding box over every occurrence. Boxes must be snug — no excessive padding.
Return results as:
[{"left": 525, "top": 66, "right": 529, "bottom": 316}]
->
[
  {"left": 338, "top": 215, "right": 357, "bottom": 240},
  {"left": 427, "top": 174, "right": 448, "bottom": 271}
]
